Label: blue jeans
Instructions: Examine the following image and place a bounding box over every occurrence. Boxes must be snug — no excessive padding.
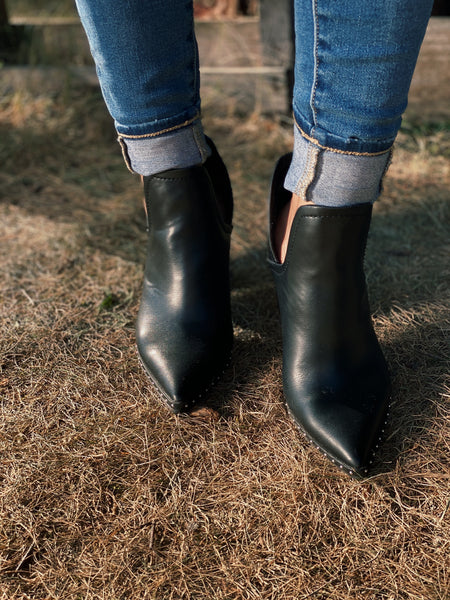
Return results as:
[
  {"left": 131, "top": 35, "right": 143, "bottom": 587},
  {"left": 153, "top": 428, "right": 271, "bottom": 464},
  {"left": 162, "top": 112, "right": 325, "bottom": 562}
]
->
[{"left": 75, "top": 0, "right": 432, "bottom": 206}]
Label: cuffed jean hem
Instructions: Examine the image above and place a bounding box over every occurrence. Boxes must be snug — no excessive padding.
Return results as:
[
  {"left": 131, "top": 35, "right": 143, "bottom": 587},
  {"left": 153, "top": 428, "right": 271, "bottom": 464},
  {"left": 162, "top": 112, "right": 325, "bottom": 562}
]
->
[
  {"left": 284, "top": 124, "right": 393, "bottom": 207},
  {"left": 118, "top": 120, "right": 211, "bottom": 176},
  {"left": 293, "top": 105, "right": 398, "bottom": 156}
]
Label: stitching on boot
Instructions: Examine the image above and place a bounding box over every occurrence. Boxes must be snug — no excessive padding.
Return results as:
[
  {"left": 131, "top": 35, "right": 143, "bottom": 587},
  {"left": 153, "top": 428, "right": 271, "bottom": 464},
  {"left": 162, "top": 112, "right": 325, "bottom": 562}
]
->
[{"left": 151, "top": 174, "right": 195, "bottom": 182}]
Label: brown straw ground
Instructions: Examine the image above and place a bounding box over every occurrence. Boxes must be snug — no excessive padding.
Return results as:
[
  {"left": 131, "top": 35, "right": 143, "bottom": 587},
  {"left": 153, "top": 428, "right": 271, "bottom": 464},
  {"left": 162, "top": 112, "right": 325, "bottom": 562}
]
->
[{"left": 0, "top": 80, "right": 449, "bottom": 600}]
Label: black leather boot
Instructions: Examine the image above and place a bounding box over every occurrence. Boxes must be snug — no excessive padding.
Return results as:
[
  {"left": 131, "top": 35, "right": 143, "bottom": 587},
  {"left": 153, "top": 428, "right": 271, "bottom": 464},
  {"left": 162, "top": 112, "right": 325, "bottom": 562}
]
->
[
  {"left": 268, "top": 154, "right": 390, "bottom": 477},
  {"left": 136, "top": 139, "right": 233, "bottom": 413}
]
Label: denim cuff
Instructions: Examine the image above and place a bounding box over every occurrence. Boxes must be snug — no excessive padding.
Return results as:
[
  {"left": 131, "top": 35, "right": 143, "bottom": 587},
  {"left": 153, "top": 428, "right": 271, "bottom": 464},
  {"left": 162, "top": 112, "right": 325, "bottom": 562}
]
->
[
  {"left": 118, "top": 120, "right": 211, "bottom": 176},
  {"left": 284, "top": 125, "right": 393, "bottom": 207}
]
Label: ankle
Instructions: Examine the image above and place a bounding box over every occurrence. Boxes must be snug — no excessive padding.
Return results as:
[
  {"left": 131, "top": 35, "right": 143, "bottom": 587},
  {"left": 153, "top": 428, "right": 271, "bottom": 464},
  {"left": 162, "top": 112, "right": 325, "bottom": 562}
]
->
[{"left": 274, "top": 193, "right": 314, "bottom": 263}]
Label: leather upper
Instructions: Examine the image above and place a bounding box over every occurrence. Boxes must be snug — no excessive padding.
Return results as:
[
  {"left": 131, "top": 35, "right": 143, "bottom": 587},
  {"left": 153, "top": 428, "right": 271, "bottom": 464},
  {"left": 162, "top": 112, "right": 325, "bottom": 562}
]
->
[
  {"left": 268, "top": 155, "right": 390, "bottom": 475},
  {"left": 137, "top": 140, "right": 233, "bottom": 411}
]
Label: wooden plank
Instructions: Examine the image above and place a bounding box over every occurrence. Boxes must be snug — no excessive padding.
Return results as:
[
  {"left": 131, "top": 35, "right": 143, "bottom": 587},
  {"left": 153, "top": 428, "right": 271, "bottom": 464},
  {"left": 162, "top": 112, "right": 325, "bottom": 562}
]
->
[
  {"left": 259, "top": 0, "right": 294, "bottom": 109},
  {"left": 194, "top": 1, "right": 257, "bottom": 18},
  {"left": 194, "top": 0, "right": 240, "bottom": 19}
]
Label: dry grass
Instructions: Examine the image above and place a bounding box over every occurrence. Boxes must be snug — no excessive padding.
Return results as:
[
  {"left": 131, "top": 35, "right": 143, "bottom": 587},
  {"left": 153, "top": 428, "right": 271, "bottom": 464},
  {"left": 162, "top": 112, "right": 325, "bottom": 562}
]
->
[{"left": 0, "top": 77, "right": 449, "bottom": 600}]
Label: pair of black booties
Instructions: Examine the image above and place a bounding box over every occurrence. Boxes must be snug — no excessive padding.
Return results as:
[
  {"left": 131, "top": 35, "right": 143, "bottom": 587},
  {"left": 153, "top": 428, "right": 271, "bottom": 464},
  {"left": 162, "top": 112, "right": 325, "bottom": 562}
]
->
[{"left": 136, "top": 139, "right": 390, "bottom": 478}]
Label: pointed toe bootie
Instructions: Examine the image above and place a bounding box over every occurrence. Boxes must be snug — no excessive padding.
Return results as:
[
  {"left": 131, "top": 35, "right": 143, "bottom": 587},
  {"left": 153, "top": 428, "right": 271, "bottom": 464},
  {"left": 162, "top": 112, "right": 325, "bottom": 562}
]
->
[
  {"left": 136, "top": 139, "right": 233, "bottom": 413},
  {"left": 268, "top": 154, "right": 390, "bottom": 477}
]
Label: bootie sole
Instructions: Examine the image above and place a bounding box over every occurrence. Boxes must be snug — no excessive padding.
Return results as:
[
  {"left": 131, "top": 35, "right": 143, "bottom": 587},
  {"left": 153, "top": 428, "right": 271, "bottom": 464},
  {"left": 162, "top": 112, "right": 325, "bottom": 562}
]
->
[{"left": 283, "top": 398, "right": 392, "bottom": 479}]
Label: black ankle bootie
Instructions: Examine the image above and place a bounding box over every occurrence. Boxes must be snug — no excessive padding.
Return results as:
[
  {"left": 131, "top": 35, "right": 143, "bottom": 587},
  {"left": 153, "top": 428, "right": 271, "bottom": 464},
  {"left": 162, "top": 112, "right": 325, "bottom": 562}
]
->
[
  {"left": 268, "top": 154, "right": 390, "bottom": 477},
  {"left": 136, "top": 139, "right": 233, "bottom": 413}
]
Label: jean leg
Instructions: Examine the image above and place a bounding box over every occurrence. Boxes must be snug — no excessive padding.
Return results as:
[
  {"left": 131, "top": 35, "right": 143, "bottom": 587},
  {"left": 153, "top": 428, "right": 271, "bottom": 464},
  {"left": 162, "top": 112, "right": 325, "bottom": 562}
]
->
[
  {"left": 75, "top": 0, "right": 210, "bottom": 175},
  {"left": 286, "top": 0, "right": 433, "bottom": 205}
]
